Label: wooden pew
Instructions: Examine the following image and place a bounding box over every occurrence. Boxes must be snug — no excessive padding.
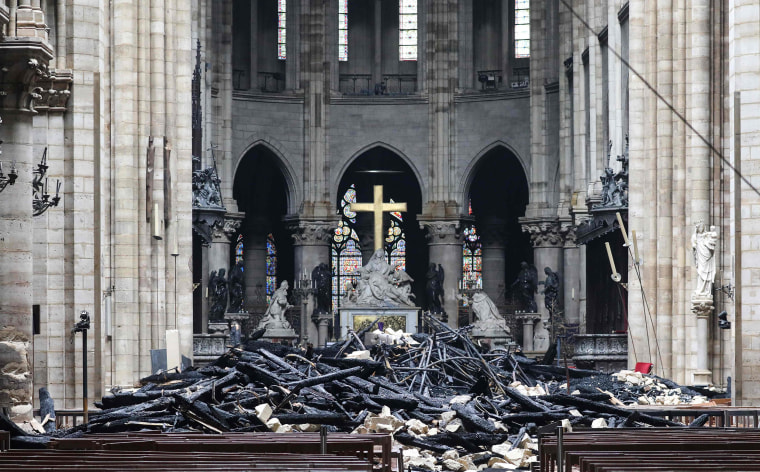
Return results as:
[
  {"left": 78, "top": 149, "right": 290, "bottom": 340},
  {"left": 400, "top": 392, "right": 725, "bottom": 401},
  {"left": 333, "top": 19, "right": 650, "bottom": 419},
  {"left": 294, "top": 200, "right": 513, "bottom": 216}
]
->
[
  {"left": 47, "top": 431, "right": 395, "bottom": 471},
  {"left": 540, "top": 427, "right": 760, "bottom": 472}
]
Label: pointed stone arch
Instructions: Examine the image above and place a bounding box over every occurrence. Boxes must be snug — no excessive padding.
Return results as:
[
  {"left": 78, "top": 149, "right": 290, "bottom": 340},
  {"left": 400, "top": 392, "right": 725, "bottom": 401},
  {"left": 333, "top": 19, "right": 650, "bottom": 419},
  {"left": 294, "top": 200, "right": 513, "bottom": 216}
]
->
[
  {"left": 335, "top": 141, "right": 425, "bottom": 203},
  {"left": 460, "top": 140, "right": 530, "bottom": 206},
  {"left": 235, "top": 138, "right": 299, "bottom": 214}
]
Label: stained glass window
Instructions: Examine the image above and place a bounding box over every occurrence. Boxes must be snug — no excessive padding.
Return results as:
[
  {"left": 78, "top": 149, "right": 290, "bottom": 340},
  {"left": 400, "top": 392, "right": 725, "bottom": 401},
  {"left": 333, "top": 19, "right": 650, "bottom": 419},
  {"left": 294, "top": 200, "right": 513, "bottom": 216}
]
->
[
  {"left": 278, "top": 0, "right": 287, "bottom": 60},
  {"left": 462, "top": 201, "right": 482, "bottom": 290},
  {"left": 332, "top": 185, "right": 362, "bottom": 311},
  {"left": 399, "top": 0, "right": 417, "bottom": 61},
  {"left": 266, "top": 233, "right": 277, "bottom": 303},
  {"left": 235, "top": 234, "right": 244, "bottom": 265},
  {"left": 386, "top": 200, "right": 406, "bottom": 272},
  {"left": 515, "top": 0, "right": 530, "bottom": 58},
  {"left": 339, "top": 0, "right": 348, "bottom": 61}
]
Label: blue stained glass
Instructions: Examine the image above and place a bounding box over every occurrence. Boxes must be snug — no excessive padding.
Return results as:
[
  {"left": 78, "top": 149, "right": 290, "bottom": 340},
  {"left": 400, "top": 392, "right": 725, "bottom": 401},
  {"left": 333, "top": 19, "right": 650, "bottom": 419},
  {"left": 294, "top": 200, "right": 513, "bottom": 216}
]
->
[
  {"left": 235, "top": 234, "right": 244, "bottom": 264},
  {"left": 515, "top": 0, "right": 529, "bottom": 9},
  {"left": 515, "top": 40, "right": 530, "bottom": 58},
  {"left": 266, "top": 234, "right": 277, "bottom": 302}
]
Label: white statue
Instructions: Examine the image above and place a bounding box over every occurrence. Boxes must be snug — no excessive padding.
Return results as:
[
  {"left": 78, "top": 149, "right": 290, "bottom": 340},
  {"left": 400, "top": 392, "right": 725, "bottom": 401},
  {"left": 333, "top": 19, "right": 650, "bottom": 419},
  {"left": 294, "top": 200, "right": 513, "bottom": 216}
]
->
[
  {"left": 692, "top": 222, "right": 718, "bottom": 298},
  {"left": 258, "top": 280, "right": 293, "bottom": 330},
  {"left": 350, "top": 249, "right": 415, "bottom": 307},
  {"left": 456, "top": 290, "right": 510, "bottom": 333}
]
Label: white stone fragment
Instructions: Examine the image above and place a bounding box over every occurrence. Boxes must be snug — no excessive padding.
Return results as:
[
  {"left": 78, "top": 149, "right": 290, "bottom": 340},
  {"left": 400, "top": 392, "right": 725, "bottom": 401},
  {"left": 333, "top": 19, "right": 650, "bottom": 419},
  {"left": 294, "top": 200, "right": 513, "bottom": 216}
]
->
[
  {"left": 406, "top": 418, "right": 429, "bottom": 435},
  {"left": 591, "top": 418, "right": 608, "bottom": 428},
  {"left": 442, "top": 449, "right": 460, "bottom": 461},
  {"left": 345, "top": 350, "right": 371, "bottom": 359},
  {"left": 254, "top": 403, "right": 272, "bottom": 422},
  {"left": 449, "top": 395, "right": 472, "bottom": 405},
  {"left": 443, "top": 458, "right": 465, "bottom": 471}
]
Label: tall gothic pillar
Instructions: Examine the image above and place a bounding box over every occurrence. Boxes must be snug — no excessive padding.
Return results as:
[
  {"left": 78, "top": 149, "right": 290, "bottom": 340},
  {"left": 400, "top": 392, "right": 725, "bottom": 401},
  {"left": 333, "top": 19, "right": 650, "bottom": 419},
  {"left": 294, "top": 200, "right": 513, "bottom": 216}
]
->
[
  {"left": 560, "top": 222, "right": 580, "bottom": 326},
  {"left": 0, "top": 110, "right": 35, "bottom": 421},
  {"left": 521, "top": 218, "right": 563, "bottom": 352},
  {"left": 421, "top": 220, "right": 462, "bottom": 328},
  {"left": 288, "top": 219, "right": 334, "bottom": 343},
  {"left": 0, "top": 42, "right": 53, "bottom": 420},
  {"left": 479, "top": 217, "right": 507, "bottom": 304}
]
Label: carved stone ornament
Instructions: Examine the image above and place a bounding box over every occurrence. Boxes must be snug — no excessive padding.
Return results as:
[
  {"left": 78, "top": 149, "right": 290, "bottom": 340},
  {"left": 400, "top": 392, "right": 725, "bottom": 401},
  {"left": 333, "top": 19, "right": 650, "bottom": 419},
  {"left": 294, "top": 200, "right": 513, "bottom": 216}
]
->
[
  {"left": 192, "top": 208, "right": 225, "bottom": 246},
  {"left": 420, "top": 220, "right": 462, "bottom": 244},
  {"left": 691, "top": 297, "right": 714, "bottom": 317},
  {"left": 32, "top": 69, "right": 73, "bottom": 112},
  {"left": 560, "top": 221, "right": 578, "bottom": 247},
  {"left": 287, "top": 221, "right": 335, "bottom": 246},
  {"left": 520, "top": 219, "right": 563, "bottom": 248},
  {"left": 0, "top": 38, "right": 55, "bottom": 113}
]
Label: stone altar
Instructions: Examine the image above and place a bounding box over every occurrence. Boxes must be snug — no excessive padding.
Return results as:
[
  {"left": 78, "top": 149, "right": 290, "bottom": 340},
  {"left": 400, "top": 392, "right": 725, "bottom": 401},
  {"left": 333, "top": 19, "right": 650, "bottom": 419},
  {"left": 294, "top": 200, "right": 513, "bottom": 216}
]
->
[{"left": 338, "top": 248, "right": 419, "bottom": 338}]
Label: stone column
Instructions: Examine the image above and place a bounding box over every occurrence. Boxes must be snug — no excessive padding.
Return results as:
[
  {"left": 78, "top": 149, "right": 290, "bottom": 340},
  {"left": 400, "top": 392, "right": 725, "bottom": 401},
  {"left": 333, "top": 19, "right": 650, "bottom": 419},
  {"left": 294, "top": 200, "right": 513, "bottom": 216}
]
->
[
  {"left": 560, "top": 221, "right": 580, "bottom": 326},
  {"left": 373, "top": 0, "right": 382, "bottom": 87},
  {"left": 0, "top": 110, "right": 35, "bottom": 421},
  {"left": 457, "top": 0, "right": 473, "bottom": 90},
  {"left": 207, "top": 213, "right": 243, "bottom": 315},
  {"left": 317, "top": 315, "right": 331, "bottom": 347},
  {"left": 687, "top": 0, "right": 712, "bottom": 386},
  {"left": 479, "top": 217, "right": 507, "bottom": 305},
  {"left": 420, "top": 220, "right": 462, "bottom": 328},
  {"left": 15, "top": 0, "right": 47, "bottom": 39},
  {"left": 500, "top": 0, "right": 510, "bottom": 86},
  {"left": 0, "top": 40, "right": 53, "bottom": 420},
  {"left": 249, "top": 0, "right": 258, "bottom": 90},
  {"left": 285, "top": 0, "right": 300, "bottom": 90},
  {"left": 521, "top": 218, "right": 563, "bottom": 352},
  {"left": 243, "top": 217, "right": 271, "bottom": 313},
  {"left": 288, "top": 219, "right": 335, "bottom": 344}
]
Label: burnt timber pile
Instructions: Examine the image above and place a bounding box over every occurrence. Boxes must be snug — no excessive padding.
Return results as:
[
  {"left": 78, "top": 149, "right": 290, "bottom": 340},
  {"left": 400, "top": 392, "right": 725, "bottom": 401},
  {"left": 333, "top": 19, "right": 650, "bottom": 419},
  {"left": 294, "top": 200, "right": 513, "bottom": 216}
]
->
[{"left": 7, "top": 318, "right": 717, "bottom": 471}]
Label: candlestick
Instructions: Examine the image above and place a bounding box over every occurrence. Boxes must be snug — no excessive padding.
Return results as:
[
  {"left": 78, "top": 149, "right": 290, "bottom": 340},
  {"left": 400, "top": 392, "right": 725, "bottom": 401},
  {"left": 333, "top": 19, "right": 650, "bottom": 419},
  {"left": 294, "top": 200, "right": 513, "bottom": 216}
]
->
[{"left": 605, "top": 241, "right": 617, "bottom": 275}]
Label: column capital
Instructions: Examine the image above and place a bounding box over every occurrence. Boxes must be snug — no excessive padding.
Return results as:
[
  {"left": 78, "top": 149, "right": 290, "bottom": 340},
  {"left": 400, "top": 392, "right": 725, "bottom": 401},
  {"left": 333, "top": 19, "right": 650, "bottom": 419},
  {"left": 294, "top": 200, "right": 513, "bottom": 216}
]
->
[
  {"left": 559, "top": 219, "right": 578, "bottom": 248},
  {"left": 284, "top": 216, "right": 337, "bottom": 247},
  {"left": 520, "top": 217, "right": 563, "bottom": 248},
  {"left": 419, "top": 219, "right": 463, "bottom": 245},
  {"left": 211, "top": 212, "right": 244, "bottom": 242}
]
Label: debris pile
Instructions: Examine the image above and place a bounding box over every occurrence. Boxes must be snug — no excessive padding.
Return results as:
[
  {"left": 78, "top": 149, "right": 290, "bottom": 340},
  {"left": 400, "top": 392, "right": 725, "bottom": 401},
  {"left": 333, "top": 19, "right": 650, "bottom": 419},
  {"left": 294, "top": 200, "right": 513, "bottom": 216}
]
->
[{"left": 12, "top": 317, "right": 721, "bottom": 471}]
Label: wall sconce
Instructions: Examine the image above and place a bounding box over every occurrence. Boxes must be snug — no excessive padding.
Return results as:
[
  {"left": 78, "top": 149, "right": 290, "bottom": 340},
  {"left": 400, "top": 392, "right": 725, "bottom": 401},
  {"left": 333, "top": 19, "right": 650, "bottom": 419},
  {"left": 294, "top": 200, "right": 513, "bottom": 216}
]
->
[
  {"left": 33, "top": 147, "right": 61, "bottom": 216},
  {"left": 0, "top": 157, "right": 18, "bottom": 193}
]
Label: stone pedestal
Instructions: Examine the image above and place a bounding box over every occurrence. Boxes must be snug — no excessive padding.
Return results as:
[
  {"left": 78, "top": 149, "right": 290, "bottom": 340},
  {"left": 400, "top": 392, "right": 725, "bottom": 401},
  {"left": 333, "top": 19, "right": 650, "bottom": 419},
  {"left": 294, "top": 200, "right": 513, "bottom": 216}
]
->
[
  {"left": 470, "top": 326, "right": 515, "bottom": 351},
  {"left": 193, "top": 321, "right": 230, "bottom": 366},
  {"left": 692, "top": 297, "right": 714, "bottom": 385},
  {"left": 261, "top": 327, "right": 299, "bottom": 345},
  {"left": 572, "top": 333, "right": 628, "bottom": 372},
  {"left": 515, "top": 312, "right": 541, "bottom": 351},
  {"left": 314, "top": 313, "right": 332, "bottom": 347}
]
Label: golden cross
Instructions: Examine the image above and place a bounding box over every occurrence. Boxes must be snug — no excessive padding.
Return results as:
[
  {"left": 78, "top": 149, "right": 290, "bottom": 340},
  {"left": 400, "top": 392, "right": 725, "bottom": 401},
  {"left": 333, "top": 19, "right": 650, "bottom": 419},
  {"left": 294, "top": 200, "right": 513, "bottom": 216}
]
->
[{"left": 351, "top": 185, "right": 407, "bottom": 251}]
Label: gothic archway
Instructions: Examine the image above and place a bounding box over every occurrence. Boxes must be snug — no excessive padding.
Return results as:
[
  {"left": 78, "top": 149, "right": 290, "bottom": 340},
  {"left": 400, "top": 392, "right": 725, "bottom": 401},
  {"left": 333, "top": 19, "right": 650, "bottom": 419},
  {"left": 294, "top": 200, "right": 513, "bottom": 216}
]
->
[
  {"left": 233, "top": 144, "right": 294, "bottom": 317},
  {"left": 464, "top": 145, "right": 531, "bottom": 329},
  {"left": 334, "top": 146, "right": 425, "bottom": 310}
]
